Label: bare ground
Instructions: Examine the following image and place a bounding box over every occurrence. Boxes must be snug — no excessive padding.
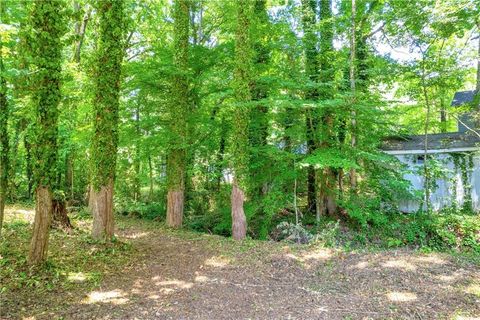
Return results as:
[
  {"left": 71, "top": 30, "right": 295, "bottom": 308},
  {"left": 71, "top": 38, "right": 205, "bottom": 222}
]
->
[{"left": 2, "top": 213, "right": 480, "bottom": 320}]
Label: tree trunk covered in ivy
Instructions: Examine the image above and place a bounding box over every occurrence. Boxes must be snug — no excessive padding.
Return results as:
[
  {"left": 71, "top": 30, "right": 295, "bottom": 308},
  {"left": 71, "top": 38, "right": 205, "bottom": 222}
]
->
[
  {"left": 90, "top": 0, "right": 124, "bottom": 241},
  {"left": 318, "top": 0, "right": 337, "bottom": 217},
  {"left": 0, "top": 34, "right": 8, "bottom": 237},
  {"left": 349, "top": 0, "right": 358, "bottom": 193},
  {"left": 231, "top": 0, "right": 252, "bottom": 240},
  {"left": 166, "top": 0, "right": 189, "bottom": 228},
  {"left": 301, "top": 0, "right": 320, "bottom": 215},
  {"left": 249, "top": 0, "right": 269, "bottom": 200},
  {"left": 28, "top": 0, "right": 65, "bottom": 265}
]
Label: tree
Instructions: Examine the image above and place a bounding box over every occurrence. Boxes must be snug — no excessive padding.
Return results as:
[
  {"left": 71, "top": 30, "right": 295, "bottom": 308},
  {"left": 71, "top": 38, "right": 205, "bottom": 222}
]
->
[
  {"left": 231, "top": 0, "right": 252, "bottom": 240},
  {"left": 166, "top": 0, "right": 189, "bottom": 228},
  {"left": 317, "top": 0, "right": 337, "bottom": 217},
  {"left": 28, "top": 0, "right": 65, "bottom": 264},
  {"left": 90, "top": 0, "right": 125, "bottom": 241},
  {"left": 301, "top": 0, "right": 320, "bottom": 215},
  {"left": 0, "top": 24, "right": 9, "bottom": 237}
]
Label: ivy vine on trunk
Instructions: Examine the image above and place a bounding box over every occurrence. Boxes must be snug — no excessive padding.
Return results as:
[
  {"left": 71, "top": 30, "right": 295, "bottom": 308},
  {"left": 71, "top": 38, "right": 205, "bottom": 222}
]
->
[
  {"left": 90, "top": 0, "right": 125, "bottom": 241},
  {"left": 166, "top": 0, "right": 190, "bottom": 228},
  {"left": 28, "top": 0, "right": 66, "bottom": 265}
]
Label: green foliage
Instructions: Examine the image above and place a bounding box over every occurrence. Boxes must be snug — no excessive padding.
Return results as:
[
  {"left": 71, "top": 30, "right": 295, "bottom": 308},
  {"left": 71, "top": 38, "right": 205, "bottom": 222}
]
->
[
  {"left": 166, "top": 0, "right": 189, "bottom": 193},
  {"left": 230, "top": 0, "right": 253, "bottom": 190},
  {"left": 0, "top": 214, "right": 132, "bottom": 296},
  {"left": 115, "top": 199, "right": 166, "bottom": 221},
  {"left": 29, "top": 0, "right": 66, "bottom": 189},
  {"left": 90, "top": 0, "right": 125, "bottom": 190},
  {"left": 272, "top": 221, "right": 313, "bottom": 244},
  {"left": 313, "top": 210, "right": 479, "bottom": 254}
]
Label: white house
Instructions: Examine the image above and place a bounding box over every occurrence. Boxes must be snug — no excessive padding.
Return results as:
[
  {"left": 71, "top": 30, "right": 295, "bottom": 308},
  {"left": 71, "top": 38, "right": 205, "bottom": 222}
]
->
[{"left": 383, "top": 90, "right": 480, "bottom": 213}]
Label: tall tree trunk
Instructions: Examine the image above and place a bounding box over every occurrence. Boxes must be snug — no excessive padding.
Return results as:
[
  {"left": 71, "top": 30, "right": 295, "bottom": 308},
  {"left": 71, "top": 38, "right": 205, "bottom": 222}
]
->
[
  {"left": 148, "top": 153, "right": 154, "bottom": 201},
  {"left": 90, "top": 0, "right": 125, "bottom": 240},
  {"left": 166, "top": 0, "right": 189, "bottom": 228},
  {"left": 24, "top": 133, "right": 33, "bottom": 199},
  {"left": 440, "top": 96, "right": 447, "bottom": 133},
  {"left": 318, "top": 0, "right": 337, "bottom": 217},
  {"left": 0, "top": 34, "right": 8, "bottom": 237},
  {"left": 249, "top": 0, "right": 270, "bottom": 200},
  {"left": 231, "top": 180, "right": 247, "bottom": 240},
  {"left": 28, "top": 0, "right": 65, "bottom": 265},
  {"left": 65, "top": 152, "right": 74, "bottom": 200},
  {"left": 349, "top": 0, "right": 358, "bottom": 193},
  {"left": 29, "top": 187, "right": 53, "bottom": 264},
  {"left": 133, "top": 104, "right": 141, "bottom": 201},
  {"left": 421, "top": 59, "right": 431, "bottom": 211},
  {"left": 301, "top": 0, "right": 320, "bottom": 215},
  {"left": 72, "top": 2, "right": 91, "bottom": 64},
  {"left": 231, "top": 0, "right": 252, "bottom": 240},
  {"left": 91, "top": 179, "right": 114, "bottom": 239},
  {"left": 52, "top": 197, "right": 73, "bottom": 230}
]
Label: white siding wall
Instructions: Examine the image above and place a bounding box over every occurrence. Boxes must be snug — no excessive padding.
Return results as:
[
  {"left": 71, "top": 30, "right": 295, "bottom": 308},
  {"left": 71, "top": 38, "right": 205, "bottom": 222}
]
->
[{"left": 395, "top": 152, "right": 479, "bottom": 212}]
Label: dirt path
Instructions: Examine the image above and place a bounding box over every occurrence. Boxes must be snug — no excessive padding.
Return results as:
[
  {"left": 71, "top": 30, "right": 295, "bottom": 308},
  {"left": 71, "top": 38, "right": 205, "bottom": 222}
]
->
[{"left": 6, "top": 219, "right": 479, "bottom": 320}]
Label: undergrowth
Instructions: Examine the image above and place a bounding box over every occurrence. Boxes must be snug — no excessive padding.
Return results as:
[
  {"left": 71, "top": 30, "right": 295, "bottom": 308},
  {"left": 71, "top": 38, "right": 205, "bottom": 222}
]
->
[{"left": 0, "top": 213, "right": 133, "bottom": 314}]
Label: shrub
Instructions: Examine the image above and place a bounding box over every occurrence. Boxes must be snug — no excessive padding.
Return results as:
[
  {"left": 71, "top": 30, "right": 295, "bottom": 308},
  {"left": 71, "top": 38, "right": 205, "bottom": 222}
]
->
[
  {"left": 272, "top": 222, "right": 313, "bottom": 244},
  {"left": 115, "top": 199, "right": 166, "bottom": 221}
]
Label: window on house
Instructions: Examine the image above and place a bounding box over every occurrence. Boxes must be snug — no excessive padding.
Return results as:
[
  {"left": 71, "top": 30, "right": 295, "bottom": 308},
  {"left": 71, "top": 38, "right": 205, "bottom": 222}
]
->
[{"left": 415, "top": 155, "right": 425, "bottom": 164}]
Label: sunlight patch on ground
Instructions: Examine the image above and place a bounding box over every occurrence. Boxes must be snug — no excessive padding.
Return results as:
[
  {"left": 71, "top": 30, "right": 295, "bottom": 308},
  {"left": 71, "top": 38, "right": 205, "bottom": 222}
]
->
[
  {"left": 381, "top": 259, "right": 417, "bottom": 272},
  {"left": 352, "top": 260, "right": 370, "bottom": 269},
  {"left": 22, "top": 317, "right": 36, "bottom": 320},
  {"left": 282, "top": 249, "right": 333, "bottom": 268},
  {"left": 300, "top": 249, "right": 333, "bottom": 262},
  {"left": 436, "top": 271, "right": 463, "bottom": 283},
  {"left": 195, "top": 275, "right": 209, "bottom": 283},
  {"left": 464, "top": 283, "right": 480, "bottom": 297},
  {"left": 5, "top": 206, "right": 35, "bottom": 223},
  {"left": 67, "top": 272, "right": 87, "bottom": 283},
  {"left": 204, "top": 256, "right": 231, "bottom": 268},
  {"left": 413, "top": 255, "right": 447, "bottom": 265},
  {"left": 156, "top": 280, "right": 194, "bottom": 289},
  {"left": 386, "top": 291, "right": 417, "bottom": 302},
  {"left": 124, "top": 231, "right": 151, "bottom": 239},
  {"left": 453, "top": 316, "right": 480, "bottom": 320},
  {"left": 84, "top": 289, "right": 129, "bottom": 305}
]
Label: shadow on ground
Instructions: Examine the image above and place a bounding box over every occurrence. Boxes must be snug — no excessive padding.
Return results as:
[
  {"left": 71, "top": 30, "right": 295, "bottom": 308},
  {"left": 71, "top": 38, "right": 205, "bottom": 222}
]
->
[{"left": 4, "top": 217, "right": 480, "bottom": 320}]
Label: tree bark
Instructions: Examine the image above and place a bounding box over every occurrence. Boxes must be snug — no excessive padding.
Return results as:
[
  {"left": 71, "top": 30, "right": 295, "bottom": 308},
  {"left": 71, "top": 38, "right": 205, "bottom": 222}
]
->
[
  {"left": 90, "top": 0, "right": 124, "bottom": 238},
  {"left": 349, "top": 0, "right": 358, "bottom": 193},
  {"left": 72, "top": 3, "right": 90, "bottom": 64},
  {"left": 230, "top": 0, "right": 252, "bottom": 240},
  {"left": 167, "top": 190, "right": 184, "bottom": 227},
  {"left": 231, "top": 181, "right": 247, "bottom": 240},
  {"left": 24, "top": 134, "right": 33, "bottom": 199},
  {"left": 440, "top": 96, "right": 447, "bottom": 133},
  {"left": 301, "top": 0, "right": 320, "bottom": 214},
  {"left": 28, "top": 0, "right": 65, "bottom": 265},
  {"left": 0, "top": 33, "right": 9, "bottom": 237},
  {"left": 318, "top": 0, "right": 337, "bottom": 217},
  {"left": 166, "top": 0, "right": 189, "bottom": 227},
  {"left": 28, "top": 186, "right": 53, "bottom": 265},
  {"left": 148, "top": 153, "right": 154, "bottom": 201},
  {"left": 52, "top": 198, "right": 73, "bottom": 230},
  {"left": 91, "top": 180, "right": 114, "bottom": 240}
]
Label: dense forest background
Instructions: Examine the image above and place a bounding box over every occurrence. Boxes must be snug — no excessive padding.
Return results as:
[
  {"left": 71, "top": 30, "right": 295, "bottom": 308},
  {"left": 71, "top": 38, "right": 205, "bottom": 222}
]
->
[{"left": 0, "top": 0, "right": 479, "bottom": 265}]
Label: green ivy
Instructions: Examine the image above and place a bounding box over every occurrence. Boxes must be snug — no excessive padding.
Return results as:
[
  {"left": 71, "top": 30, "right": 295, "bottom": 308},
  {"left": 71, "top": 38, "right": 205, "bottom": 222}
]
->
[
  {"left": 29, "top": 0, "right": 66, "bottom": 189},
  {"left": 90, "top": 0, "right": 125, "bottom": 190}
]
